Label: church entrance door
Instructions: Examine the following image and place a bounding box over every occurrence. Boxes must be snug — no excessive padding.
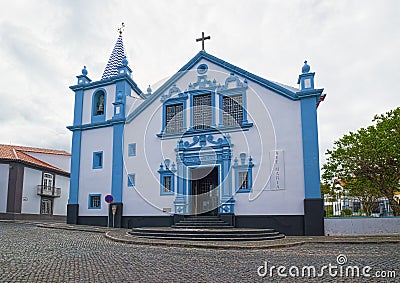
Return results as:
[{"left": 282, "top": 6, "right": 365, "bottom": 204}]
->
[{"left": 190, "top": 167, "right": 219, "bottom": 215}]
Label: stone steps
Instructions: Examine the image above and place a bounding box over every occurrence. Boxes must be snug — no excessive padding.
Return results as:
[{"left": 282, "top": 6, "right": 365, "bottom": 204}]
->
[
  {"left": 129, "top": 227, "right": 285, "bottom": 241},
  {"left": 171, "top": 215, "right": 233, "bottom": 229},
  {"left": 129, "top": 215, "right": 285, "bottom": 241}
]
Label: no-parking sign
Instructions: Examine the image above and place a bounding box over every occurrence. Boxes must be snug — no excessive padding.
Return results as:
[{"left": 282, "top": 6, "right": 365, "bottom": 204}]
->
[{"left": 104, "top": 194, "right": 114, "bottom": 204}]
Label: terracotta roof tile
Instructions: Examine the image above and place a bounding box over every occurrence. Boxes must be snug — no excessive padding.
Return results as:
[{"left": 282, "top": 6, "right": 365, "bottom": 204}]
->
[{"left": 0, "top": 144, "right": 70, "bottom": 174}]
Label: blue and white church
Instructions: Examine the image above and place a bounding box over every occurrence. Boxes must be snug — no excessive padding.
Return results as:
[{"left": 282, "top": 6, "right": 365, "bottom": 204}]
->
[{"left": 67, "top": 32, "right": 325, "bottom": 235}]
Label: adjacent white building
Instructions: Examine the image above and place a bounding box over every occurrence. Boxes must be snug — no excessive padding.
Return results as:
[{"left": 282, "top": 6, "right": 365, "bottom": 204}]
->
[
  {"left": 67, "top": 33, "right": 325, "bottom": 235},
  {"left": 0, "top": 144, "right": 70, "bottom": 220}
]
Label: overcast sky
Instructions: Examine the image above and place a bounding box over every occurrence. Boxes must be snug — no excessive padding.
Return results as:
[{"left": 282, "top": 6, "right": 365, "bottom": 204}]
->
[{"left": 0, "top": 0, "right": 399, "bottom": 166}]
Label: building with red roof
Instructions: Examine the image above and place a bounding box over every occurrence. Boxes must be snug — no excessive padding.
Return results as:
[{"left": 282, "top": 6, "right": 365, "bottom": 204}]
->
[{"left": 0, "top": 144, "right": 70, "bottom": 220}]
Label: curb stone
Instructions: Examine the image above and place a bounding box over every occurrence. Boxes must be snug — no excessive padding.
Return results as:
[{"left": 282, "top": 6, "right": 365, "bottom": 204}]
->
[{"left": 34, "top": 222, "right": 400, "bottom": 250}]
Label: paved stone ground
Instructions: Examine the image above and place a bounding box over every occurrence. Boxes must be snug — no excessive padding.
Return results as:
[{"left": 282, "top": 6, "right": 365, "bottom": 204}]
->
[{"left": 0, "top": 222, "right": 399, "bottom": 282}]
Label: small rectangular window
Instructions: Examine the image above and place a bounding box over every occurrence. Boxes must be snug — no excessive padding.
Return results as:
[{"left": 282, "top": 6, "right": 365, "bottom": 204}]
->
[
  {"left": 193, "top": 94, "right": 212, "bottom": 129},
  {"left": 238, "top": 171, "right": 248, "bottom": 190},
  {"left": 223, "top": 95, "right": 243, "bottom": 126},
  {"left": 128, "top": 174, "right": 136, "bottom": 187},
  {"left": 92, "top": 152, "right": 103, "bottom": 169},
  {"left": 163, "top": 176, "right": 172, "bottom": 193},
  {"left": 128, "top": 143, "right": 137, "bottom": 157},
  {"left": 165, "top": 104, "right": 183, "bottom": 133},
  {"left": 88, "top": 194, "right": 101, "bottom": 209}
]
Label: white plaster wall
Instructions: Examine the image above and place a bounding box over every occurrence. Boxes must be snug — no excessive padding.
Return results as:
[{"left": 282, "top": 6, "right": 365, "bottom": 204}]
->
[
  {"left": 123, "top": 99, "right": 174, "bottom": 216},
  {"left": 79, "top": 127, "right": 113, "bottom": 216},
  {"left": 126, "top": 95, "right": 144, "bottom": 115},
  {"left": 234, "top": 81, "right": 305, "bottom": 215},
  {"left": 53, "top": 175, "right": 69, "bottom": 215},
  {"left": 23, "top": 152, "right": 71, "bottom": 172},
  {"left": 0, "top": 164, "right": 9, "bottom": 213},
  {"left": 21, "top": 167, "right": 42, "bottom": 214},
  {"left": 325, "top": 217, "right": 400, "bottom": 235},
  {"left": 122, "top": 58, "right": 305, "bottom": 216},
  {"left": 81, "top": 84, "right": 115, "bottom": 125}
]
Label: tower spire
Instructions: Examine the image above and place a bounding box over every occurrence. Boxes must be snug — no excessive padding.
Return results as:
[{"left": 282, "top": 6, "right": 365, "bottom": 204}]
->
[{"left": 101, "top": 24, "right": 128, "bottom": 80}]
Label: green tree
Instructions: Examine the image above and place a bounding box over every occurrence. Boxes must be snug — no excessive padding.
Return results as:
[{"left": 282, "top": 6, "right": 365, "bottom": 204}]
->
[
  {"left": 345, "top": 177, "right": 381, "bottom": 216},
  {"left": 322, "top": 107, "right": 400, "bottom": 216}
]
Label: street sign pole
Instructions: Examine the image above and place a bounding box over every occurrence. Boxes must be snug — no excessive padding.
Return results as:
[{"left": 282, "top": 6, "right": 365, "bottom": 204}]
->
[
  {"left": 104, "top": 194, "right": 114, "bottom": 228},
  {"left": 112, "top": 205, "right": 117, "bottom": 228}
]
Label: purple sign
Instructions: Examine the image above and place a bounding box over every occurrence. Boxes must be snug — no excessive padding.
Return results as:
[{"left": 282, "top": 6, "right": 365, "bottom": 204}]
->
[{"left": 105, "top": 194, "right": 114, "bottom": 204}]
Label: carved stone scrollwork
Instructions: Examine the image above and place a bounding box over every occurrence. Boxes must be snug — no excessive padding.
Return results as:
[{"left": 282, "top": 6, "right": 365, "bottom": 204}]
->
[
  {"left": 178, "top": 134, "right": 230, "bottom": 150},
  {"left": 217, "top": 72, "right": 248, "bottom": 91},
  {"left": 160, "top": 84, "right": 182, "bottom": 102}
]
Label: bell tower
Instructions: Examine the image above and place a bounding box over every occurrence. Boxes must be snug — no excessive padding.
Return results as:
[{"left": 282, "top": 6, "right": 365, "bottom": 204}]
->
[{"left": 67, "top": 26, "right": 142, "bottom": 227}]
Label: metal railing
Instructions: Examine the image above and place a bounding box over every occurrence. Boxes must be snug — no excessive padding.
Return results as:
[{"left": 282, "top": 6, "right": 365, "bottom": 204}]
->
[{"left": 37, "top": 185, "right": 61, "bottom": 197}]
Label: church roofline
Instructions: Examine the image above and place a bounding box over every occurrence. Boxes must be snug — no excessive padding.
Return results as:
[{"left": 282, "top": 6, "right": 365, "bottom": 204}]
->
[
  {"left": 126, "top": 51, "right": 320, "bottom": 123},
  {"left": 193, "top": 51, "right": 299, "bottom": 99}
]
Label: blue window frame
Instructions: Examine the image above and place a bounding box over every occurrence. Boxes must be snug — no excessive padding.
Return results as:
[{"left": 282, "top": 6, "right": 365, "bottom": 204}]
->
[
  {"left": 190, "top": 90, "right": 216, "bottom": 130},
  {"left": 91, "top": 89, "right": 107, "bottom": 123},
  {"left": 92, "top": 151, "right": 103, "bottom": 169},
  {"left": 159, "top": 93, "right": 188, "bottom": 136},
  {"left": 128, "top": 143, "right": 136, "bottom": 157},
  {"left": 158, "top": 163, "right": 175, "bottom": 195},
  {"left": 234, "top": 155, "right": 254, "bottom": 193},
  {"left": 218, "top": 89, "right": 249, "bottom": 128},
  {"left": 88, "top": 194, "right": 101, "bottom": 209},
  {"left": 160, "top": 174, "right": 174, "bottom": 195},
  {"left": 128, "top": 174, "right": 136, "bottom": 187}
]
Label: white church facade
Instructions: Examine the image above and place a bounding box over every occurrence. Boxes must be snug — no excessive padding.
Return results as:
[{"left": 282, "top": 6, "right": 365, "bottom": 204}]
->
[{"left": 67, "top": 33, "right": 325, "bottom": 235}]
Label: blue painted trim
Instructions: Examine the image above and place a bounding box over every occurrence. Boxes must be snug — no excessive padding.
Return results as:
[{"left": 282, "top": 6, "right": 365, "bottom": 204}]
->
[
  {"left": 217, "top": 88, "right": 248, "bottom": 127},
  {"left": 76, "top": 74, "right": 91, "bottom": 85},
  {"left": 126, "top": 51, "right": 311, "bottom": 124},
  {"left": 92, "top": 151, "right": 103, "bottom": 169},
  {"left": 233, "top": 155, "right": 254, "bottom": 193},
  {"left": 234, "top": 165, "right": 253, "bottom": 193},
  {"left": 160, "top": 93, "right": 188, "bottom": 135},
  {"left": 127, "top": 173, "right": 135, "bottom": 187},
  {"left": 114, "top": 80, "right": 129, "bottom": 119},
  {"left": 296, "top": 88, "right": 324, "bottom": 99},
  {"left": 67, "top": 118, "right": 125, "bottom": 131},
  {"left": 298, "top": 72, "right": 315, "bottom": 90},
  {"left": 159, "top": 171, "right": 175, "bottom": 195},
  {"left": 300, "top": 97, "right": 321, "bottom": 199},
  {"left": 88, "top": 194, "right": 101, "bottom": 209},
  {"left": 174, "top": 134, "right": 234, "bottom": 214},
  {"left": 91, "top": 88, "right": 107, "bottom": 123},
  {"left": 189, "top": 89, "right": 216, "bottom": 129},
  {"left": 156, "top": 123, "right": 253, "bottom": 139},
  {"left": 111, "top": 123, "right": 124, "bottom": 202},
  {"left": 70, "top": 74, "right": 143, "bottom": 98},
  {"left": 68, "top": 131, "right": 82, "bottom": 204},
  {"left": 128, "top": 143, "right": 136, "bottom": 157},
  {"left": 73, "top": 90, "right": 84, "bottom": 126}
]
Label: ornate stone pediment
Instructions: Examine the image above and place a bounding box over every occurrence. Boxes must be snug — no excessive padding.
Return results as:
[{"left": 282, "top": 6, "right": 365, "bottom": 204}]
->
[{"left": 177, "top": 134, "right": 230, "bottom": 151}]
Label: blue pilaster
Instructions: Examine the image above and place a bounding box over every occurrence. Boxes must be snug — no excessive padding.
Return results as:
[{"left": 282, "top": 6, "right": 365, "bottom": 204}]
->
[
  {"left": 300, "top": 97, "right": 321, "bottom": 198},
  {"left": 111, "top": 122, "right": 124, "bottom": 203},
  {"left": 68, "top": 67, "right": 90, "bottom": 205},
  {"left": 297, "top": 61, "right": 323, "bottom": 199},
  {"left": 174, "top": 152, "right": 187, "bottom": 214},
  {"left": 68, "top": 130, "right": 82, "bottom": 204}
]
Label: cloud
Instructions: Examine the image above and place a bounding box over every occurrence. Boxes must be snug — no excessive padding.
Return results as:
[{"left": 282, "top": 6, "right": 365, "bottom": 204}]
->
[{"left": 0, "top": 0, "right": 399, "bottom": 166}]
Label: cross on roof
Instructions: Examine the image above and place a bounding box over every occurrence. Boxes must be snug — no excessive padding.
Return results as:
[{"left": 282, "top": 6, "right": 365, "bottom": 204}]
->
[
  {"left": 118, "top": 22, "right": 125, "bottom": 35},
  {"left": 196, "top": 32, "right": 211, "bottom": 51}
]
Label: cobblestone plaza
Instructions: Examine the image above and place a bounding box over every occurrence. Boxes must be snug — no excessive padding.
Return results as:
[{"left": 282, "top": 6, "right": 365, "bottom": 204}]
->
[{"left": 0, "top": 222, "right": 398, "bottom": 282}]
